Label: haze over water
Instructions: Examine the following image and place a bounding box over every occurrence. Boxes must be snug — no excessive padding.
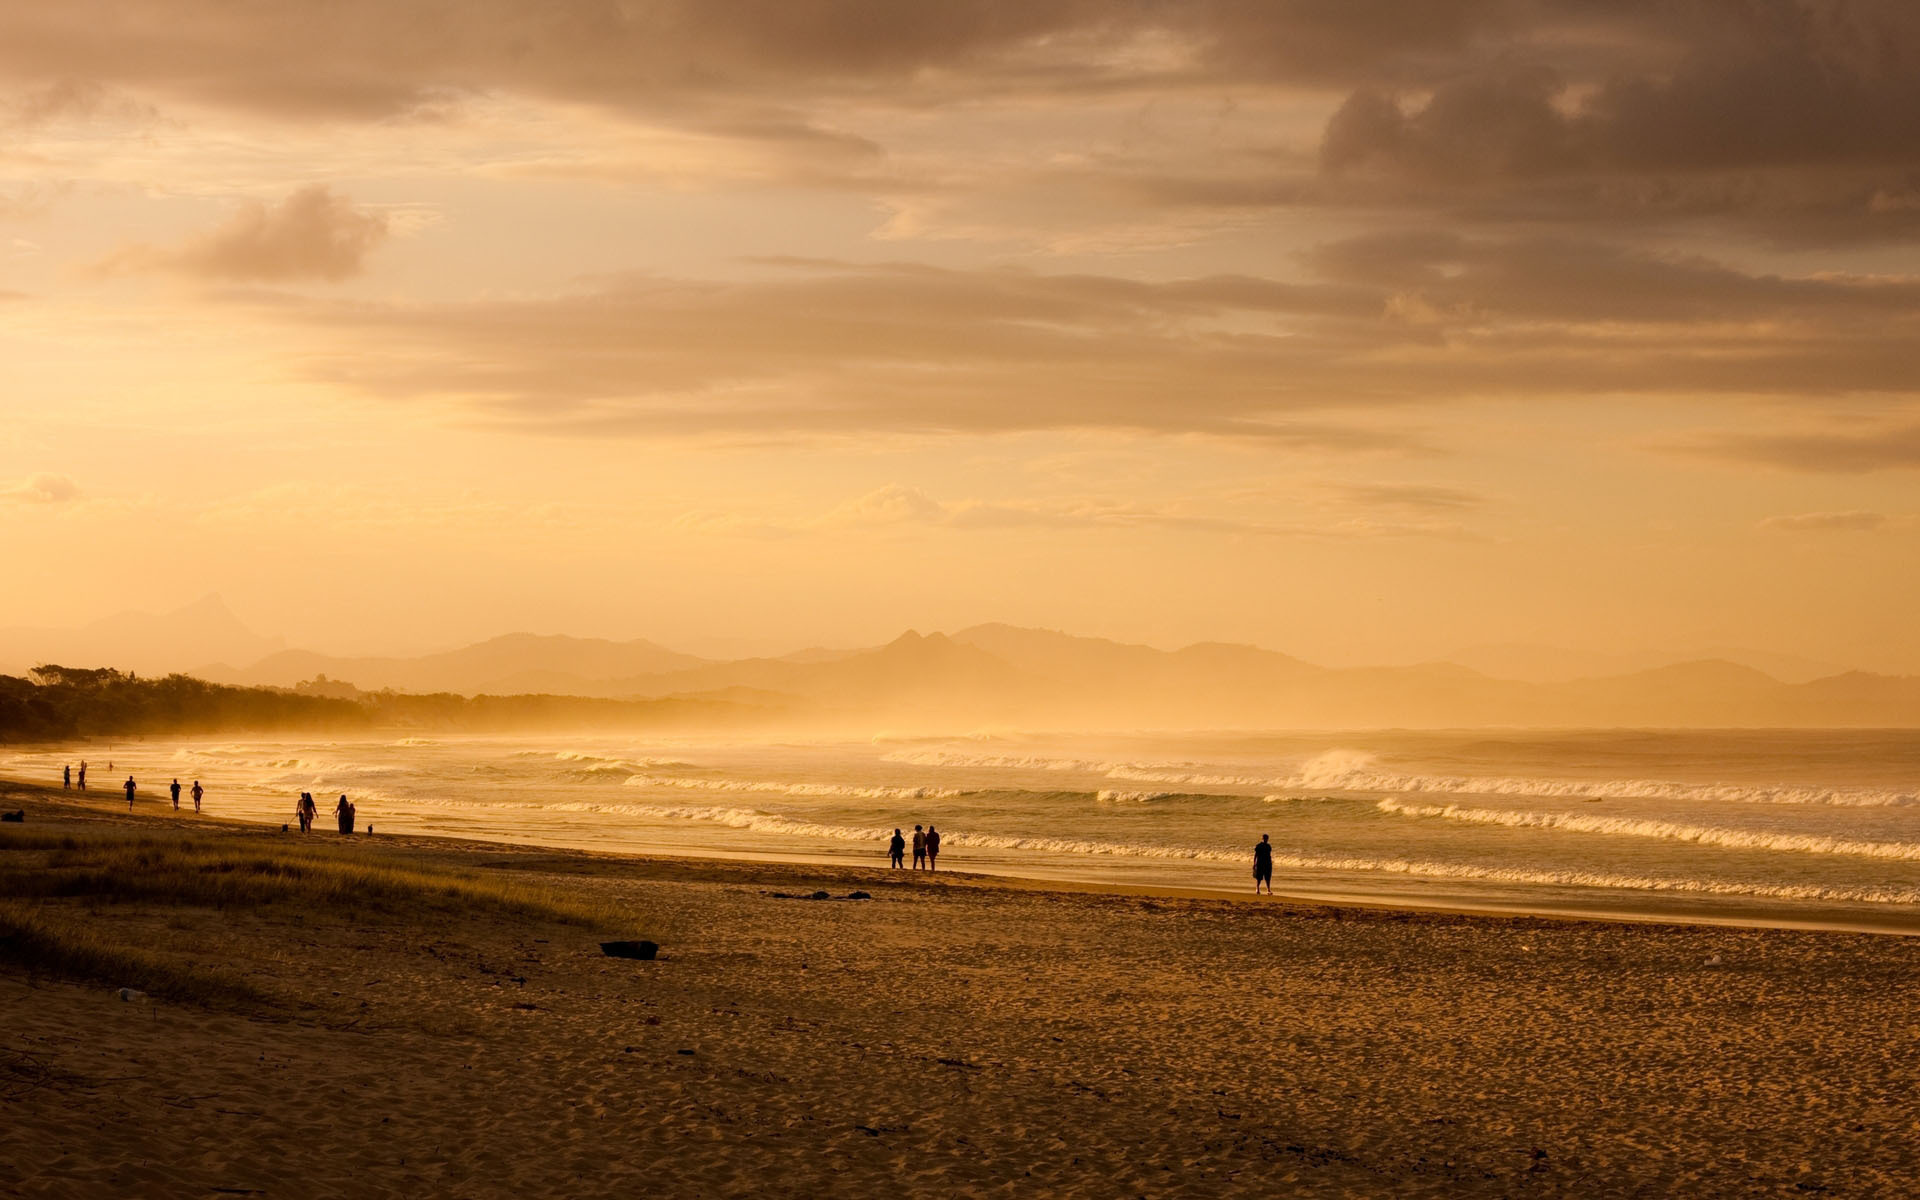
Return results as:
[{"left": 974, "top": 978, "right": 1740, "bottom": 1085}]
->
[{"left": 19, "top": 728, "right": 1919, "bottom": 933}]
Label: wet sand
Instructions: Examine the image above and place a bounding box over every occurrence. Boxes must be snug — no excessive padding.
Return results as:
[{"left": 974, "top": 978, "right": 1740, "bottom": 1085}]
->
[{"left": 4, "top": 781, "right": 1919, "bottom": 1197}]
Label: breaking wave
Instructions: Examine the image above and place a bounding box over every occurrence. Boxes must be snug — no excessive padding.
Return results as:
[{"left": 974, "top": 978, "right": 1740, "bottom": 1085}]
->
[
  {"left": 622, "top": 775, "right": 964, "bottom": 801},
  {"left": 1377, "top": 798, "right": 1920, "bottom": 860},
  {"left": 890, "top": 747, "right": 1920, "bottom": 807}
]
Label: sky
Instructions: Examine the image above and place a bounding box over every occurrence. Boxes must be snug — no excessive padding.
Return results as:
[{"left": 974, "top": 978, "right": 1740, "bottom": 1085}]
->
[{"left": 2, "top": 1, "right": 1918, "bottom": 669}]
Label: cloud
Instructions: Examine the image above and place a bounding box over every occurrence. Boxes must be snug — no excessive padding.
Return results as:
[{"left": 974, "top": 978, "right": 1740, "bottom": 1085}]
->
[
  {"left": 5, "top": 4, "right": 1918, "bottom": 247},
  {"left": 1338, "top": 483, "right": 1483, "bottom": 512},
  {"left": 99, "top": 185, "right": 388, "bottom": 282},
  {"left": 1, "top": 473, "right": 81, "bottom": 503},
  {"left": 1677, "top": 424, "right": 1920, "bottom": 473},
  {"left": 254, "top": 246, "right": 1920, "bottom": 438},
  {"left": 687, "top": 483, "right": 1480, "bottom": 542},
  {"left": 1758, "top": 511, "right": 1889, "bottom": 533}
]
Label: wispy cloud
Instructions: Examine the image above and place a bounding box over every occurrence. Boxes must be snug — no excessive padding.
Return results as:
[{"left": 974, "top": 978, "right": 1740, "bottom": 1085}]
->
[
  {"left": 1, "top": 474, "right": 81, "bottom": 504},
  {"left": 1675, "top": 423, "right": 1920, "bottom": 473},
  {"left": 681, "top": 483, "right": 1481, "bottom": 542},
  {"left": 1758, "top": 506, "right": 1912, "bottom": 529},
  {"left": 96, "top": 185, "right": 389, "bottom": 282}
]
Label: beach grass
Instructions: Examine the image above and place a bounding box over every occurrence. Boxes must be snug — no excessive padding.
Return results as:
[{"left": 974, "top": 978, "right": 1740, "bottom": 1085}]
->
[
  {"left": 0, "top": 820, "right": 623, "bottom": 1006},
  {"left": 0, "top": 826, "right": 620, "bottom": 927},
  {"left": 0, "top": 900, "right": 272, "bottom": 1008}
]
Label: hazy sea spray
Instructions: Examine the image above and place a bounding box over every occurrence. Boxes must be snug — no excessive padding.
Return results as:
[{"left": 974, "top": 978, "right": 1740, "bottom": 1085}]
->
[{"left": 894, "top": 747, "right": 1920, "bottom": 807}]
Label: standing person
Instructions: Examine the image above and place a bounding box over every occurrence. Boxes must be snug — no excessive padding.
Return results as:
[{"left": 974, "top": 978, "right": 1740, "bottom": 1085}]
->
[
  {"left": 170, "top": 779, "right": 182, "bottom": 810},
  {"left": 296, "top": 792, "right": 316, "bottom": 833},
  {"left": 1252, "top": 834, "right": 1274, "bottom": 896},
  {"left": 123, "top": 776, "right": 136, "bottom": 810},
  {"left": 926, "top": 825, "right": 941, "bottom": 871},
  {"left": 63, "top": 764, "right": 71, "bottom": 789},
  {"left": 911, "top": 824, "right": 928, "bottom": 870},
  {"left": 887, "top": 828, "right": 906, "bottom": 868},
  {"left": 334, "top": 794, "right": 355, "bottom": 835},
  {"left": 191, "top": 780, "right": 203, "bottom": 813},
  {"left": 77, "top": 761, "right": 87, "bottom": 790}
]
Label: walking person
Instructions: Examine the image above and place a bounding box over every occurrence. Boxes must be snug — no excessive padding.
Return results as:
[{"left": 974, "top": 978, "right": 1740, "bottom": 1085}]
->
[
  {"left": 887, "top": 827, "right": 906, "bottom": 868},
  {"left": 123, "top": 775, "right": 136, "bottom": 811},
  {"left": 170, "top": 779, "right": 182, "bottom": 810},
  {"left": 296, "top": 792, "right": 316, "bottom": 833},
  {"left": 191, "top": 780, "right": 203, "bottom": 813},
  {"left": 63, "top": 764, "right": 70, "bottom": 790},
  {"left": 912, "top": 824, "right": 928, "bottom": 870},
  {"left": 1252, "top": 833, "right": 1274, "bottom": 896},
  {"left": 926, "top": 825, "right": 941, "bottom": 871},
  {"left": 334, "top": 794, "right": 355, "bottom": 835},
  {"left": 77, "top": 761, "right": 87, "bottom": 790}
]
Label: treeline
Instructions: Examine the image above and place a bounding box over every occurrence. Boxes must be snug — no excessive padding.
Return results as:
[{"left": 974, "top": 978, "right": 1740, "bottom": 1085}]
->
[
  {"left": 0, "top": 665, "right": 788, "bottom": 742},
  {"left": 0, "top": 666, "right": 369, "bottom": 742}
]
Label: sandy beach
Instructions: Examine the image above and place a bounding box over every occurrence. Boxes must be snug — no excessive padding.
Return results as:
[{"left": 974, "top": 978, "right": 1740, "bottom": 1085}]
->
[{"left": 4, "top": 780, "right": 1919, "bottom": 1198}]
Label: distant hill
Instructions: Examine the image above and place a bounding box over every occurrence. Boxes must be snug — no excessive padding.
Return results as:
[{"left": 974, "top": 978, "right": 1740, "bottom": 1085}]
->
[
  {"left": 0, "top": 595, "right": 283, "bottom": 678},
  {"left": 1448, "top": 642, "right": 1852, "bottom": 685},
  {"left": 198, "top": 632, "right": 711, "bottom": 695},
  {"left": 7, "top": 610, "right": 1915, "bottom": 730}
]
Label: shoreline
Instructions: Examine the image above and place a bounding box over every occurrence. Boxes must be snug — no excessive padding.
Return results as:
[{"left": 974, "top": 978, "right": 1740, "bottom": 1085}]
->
[{"left": 5, "top": 774, "right": 1913, "bottom": 939}]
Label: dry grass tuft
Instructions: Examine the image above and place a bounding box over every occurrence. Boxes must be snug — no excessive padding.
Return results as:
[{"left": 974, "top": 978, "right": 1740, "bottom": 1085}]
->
[{"left": 0, "top": 902, "right": 271, "bottom": 1007}]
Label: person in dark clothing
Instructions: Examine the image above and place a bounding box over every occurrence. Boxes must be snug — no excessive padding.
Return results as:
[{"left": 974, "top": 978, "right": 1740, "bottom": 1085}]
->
[
  {"left": 887, "top": 828, "right": 906, "bottom": 868},
  {"left": 1252, "top": 833, "right": 1274, "bottom": 895},
  {"left": 334, "top": 794, "right": 355, "bottom": 835},
  {"left": 191, "top": 780, "right": 203, "bottom": 813},
  {"left": 296, "top": 792, "right": 317, "bottom": 833},
  {"left": 77, "top": 761, "right": 87, "bottom": 790},
  {"left": 63, "top": 764, "right": 70, "bottom": 789},
  {"left": 911, "top": 824, "right": 927, "bottom": 870},
  {"left": 926, "top": 826, "right": 942, "bottom": 871},
  {"left": 170, "top": 779, "right": 182, "bottom": 810},
  {"left": 123, "top": 776, "right": 136, "bottom": 810}
]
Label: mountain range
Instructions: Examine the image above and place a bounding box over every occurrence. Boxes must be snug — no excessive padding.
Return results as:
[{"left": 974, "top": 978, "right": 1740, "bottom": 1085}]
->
[{"left": 5, "top": 598, "right": 1916, "bottom": 729}]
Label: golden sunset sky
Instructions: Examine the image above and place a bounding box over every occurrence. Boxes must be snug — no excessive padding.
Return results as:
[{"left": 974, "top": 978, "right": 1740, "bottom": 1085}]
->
[{"left": 2, "top": 2, "right": 1917, "bottom": 669}]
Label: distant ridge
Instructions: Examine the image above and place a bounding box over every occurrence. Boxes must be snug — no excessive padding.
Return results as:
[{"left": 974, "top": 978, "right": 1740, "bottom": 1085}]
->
[
  {"left": 198, "top": 632, "right": 710, "bottom": 695},
  {"left": 194, "top": 626, "right": 1920, "bottom": 729},
  {"left": 0, "top": 595, "right": 283, "bottom": 678},
  {"left": 4, "top": 607, "right": 1915, "bottom": 728}
]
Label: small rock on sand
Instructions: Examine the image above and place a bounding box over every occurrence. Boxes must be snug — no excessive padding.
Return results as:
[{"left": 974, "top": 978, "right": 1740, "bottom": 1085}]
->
[{"left": 600, "top": 940, "right": 659, "bottom": 961}]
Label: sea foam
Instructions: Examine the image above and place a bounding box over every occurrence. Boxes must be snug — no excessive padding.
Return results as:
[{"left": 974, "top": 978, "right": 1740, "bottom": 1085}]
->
[{"left": 1377, "top": 798, "right": 1920, "bottom": 860}]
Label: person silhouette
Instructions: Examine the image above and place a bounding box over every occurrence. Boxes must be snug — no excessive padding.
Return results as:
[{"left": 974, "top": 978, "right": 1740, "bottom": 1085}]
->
[
  {"left": 926, "top": 825, "right": 941, "bottom": 871},
  {"left": 170, "top": 779, "right": 182, "bottom": 810},
  {"left": 191, "top": 780, "right": 203, "bottom": 813},
  {"left": 297, "top": 792, "right": 316, "bottom": 833},
  {"left": 123, "top": 776, "right": 136, "bottom": 810},
  {"left": 911, "top": 824, "right": 927, "bottom": 870},
  {"left": 63, "top": 764, "right": 71, "bottom": 789},
  {"left": 334, "top": 794, "right": 355, "bottom": 835},
  {"left": 888, "top": 828, "right": 906, "bottom": 868},
  {"left": 1252, "top": 833, "right": 1274, "bottom": 895},
  {"left": 78, "top": 761, "right": 87, "bottom": 790}
]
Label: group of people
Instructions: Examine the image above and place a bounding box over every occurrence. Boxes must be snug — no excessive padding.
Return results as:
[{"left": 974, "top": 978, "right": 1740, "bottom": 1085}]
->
[
  {"left": 61, "top": 763, "right": 364, "bottom": 838},
  {"left": 72, "top": 766, "right": 206, "bottom": 815},
  {"left": 296, "top": 792, "right": 358, "bottom": 835},
  {"left": 887, "top": 823, "right": 942, "bottom": 870}
]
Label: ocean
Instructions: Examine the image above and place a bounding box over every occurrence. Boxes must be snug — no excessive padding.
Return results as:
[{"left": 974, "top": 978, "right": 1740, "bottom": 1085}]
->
[{"left": 12, "top": 729, "right": 1920, "bottom": 932}]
